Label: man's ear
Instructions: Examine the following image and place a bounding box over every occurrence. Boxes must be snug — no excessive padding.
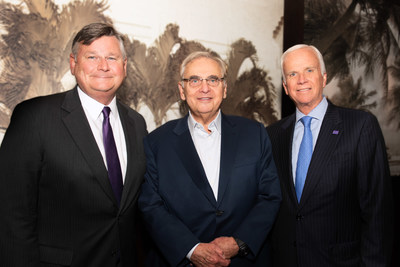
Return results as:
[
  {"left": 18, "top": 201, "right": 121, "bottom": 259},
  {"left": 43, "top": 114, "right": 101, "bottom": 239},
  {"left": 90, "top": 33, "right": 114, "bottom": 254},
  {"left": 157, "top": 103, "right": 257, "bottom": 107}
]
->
[
  {"left": 123, "top": 58, "right": 127, "bottom": 77},
  {"left": 283, "top": 81, "right": 289, "bottom": 95},
  {"left": 69, "top": 54, "right": 76, "bottom": 75},
  {"left": 178, "top": 82, "right": 186, "bottom": 101},
  {"left": 223, "top": 84, "right": 227, "bottom": 99}
]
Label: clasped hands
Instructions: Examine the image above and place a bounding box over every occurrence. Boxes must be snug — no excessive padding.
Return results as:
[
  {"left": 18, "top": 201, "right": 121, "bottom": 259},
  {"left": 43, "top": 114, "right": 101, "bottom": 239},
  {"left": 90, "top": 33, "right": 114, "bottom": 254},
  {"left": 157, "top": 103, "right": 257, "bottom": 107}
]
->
[{"left": 190, "top": 236, "right": 239, "bottom": 267}]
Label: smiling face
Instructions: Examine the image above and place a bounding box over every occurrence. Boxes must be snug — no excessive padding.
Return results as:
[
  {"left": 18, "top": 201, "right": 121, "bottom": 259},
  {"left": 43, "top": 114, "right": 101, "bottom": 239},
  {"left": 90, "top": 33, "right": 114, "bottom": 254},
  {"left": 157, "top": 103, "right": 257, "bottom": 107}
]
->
[
  {"left": 70, "top": 36, "right": 127, "bottom": 105},
  {"left": 282, "top": 47, "right": 327, "bottom": 114},
  {"left": 178, "top": 57, "right": 227, "bottom": 126}
]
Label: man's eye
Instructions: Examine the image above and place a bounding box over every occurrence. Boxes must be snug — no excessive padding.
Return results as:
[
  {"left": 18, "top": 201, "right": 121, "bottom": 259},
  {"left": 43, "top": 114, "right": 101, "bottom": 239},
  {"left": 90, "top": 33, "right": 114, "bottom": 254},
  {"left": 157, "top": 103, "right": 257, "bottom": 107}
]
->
[
  {"left": 107, "top": 57, "right": 117, "bottom": 61},
  {"left": 191, "top": 79, "right": 199, "bottom": 84},
  {"left": 306, "top": 68, "right": 314, "bottom": 73},
  {"left": 88, "top": 56, "right": 97, "bottom": 60},
  {"left": 288, "top": 73, "right": 296, "bottom": 77}
]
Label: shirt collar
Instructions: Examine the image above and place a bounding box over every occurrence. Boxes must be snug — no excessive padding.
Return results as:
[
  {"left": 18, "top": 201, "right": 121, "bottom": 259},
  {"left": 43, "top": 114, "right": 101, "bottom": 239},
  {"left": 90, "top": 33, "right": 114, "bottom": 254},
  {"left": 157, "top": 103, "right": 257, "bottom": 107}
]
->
[
  {"left": 296, "top": 96, "right": 328, "bottom": 123},
  {"left": 77, "top": 86, "right": 118, "bottom": 121},
  {"left": 188, "top": 110, "right": 222, "bottom": 135}
]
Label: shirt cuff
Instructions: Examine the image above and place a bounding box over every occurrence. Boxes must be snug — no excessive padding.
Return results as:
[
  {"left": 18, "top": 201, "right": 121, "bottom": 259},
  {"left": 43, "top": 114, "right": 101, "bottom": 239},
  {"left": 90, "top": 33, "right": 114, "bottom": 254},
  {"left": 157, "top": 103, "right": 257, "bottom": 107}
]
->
[{"left": 186, "top": 243, "right": 200, "bottom": 260}]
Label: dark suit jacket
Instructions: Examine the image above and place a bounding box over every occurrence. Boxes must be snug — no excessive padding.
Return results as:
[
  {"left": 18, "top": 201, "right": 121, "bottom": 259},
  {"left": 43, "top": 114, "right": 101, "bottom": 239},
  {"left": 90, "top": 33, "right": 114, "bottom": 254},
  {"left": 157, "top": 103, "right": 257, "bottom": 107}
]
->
[
  {"left": 266, "top": 101, "right": 393, "bottom": 267},
  {"left": 138, "top": 114, "right": 281, "bottom": 267},
  {"left": 0, "top": 88, "right": 147, "bottom": 267}
]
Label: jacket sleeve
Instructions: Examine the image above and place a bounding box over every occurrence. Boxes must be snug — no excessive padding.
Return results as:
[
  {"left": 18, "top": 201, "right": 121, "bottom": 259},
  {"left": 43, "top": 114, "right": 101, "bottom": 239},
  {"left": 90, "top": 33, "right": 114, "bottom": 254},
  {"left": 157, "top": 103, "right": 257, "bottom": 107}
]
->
[
  {"left": 0, "top": 102, "right": 41, "bottom": 266},
  {"left": 356, "top": 113, "right": 393, "bottom": 266},
  {"left": 138, "top": 137, "right": 198, "bottom": 266},
  {"left": 232, "top": 123, "right": 282, "bottom": 259}
]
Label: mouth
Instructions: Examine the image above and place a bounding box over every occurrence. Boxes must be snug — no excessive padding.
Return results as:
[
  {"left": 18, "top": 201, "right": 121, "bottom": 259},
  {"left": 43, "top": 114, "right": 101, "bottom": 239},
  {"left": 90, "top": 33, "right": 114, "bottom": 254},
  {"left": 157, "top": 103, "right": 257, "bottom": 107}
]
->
[
  {"left": 297, "top": 88, "right": 311, "bottom": 92},
  {"left": 198, "top": 97, "right": 212, "bottom": 100},
  {"left": 91, "top": 74, "right": 113, "bottom": 78},
  {"left": 94, "top": 76, "right": 113, "bottom": 79}
]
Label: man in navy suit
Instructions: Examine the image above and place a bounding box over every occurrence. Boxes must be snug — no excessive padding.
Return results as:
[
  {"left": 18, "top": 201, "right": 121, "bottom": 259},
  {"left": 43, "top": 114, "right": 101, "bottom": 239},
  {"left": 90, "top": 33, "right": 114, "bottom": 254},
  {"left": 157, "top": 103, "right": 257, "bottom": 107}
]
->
[
  {"left": 0, "top": 23, "right": 147, "bottom": 266},
  {"left": 138, "top": 51, "right": 281, "bottom": 267},
  {"left": 266, "top": 44, "right": 393, "bottom": 267}
]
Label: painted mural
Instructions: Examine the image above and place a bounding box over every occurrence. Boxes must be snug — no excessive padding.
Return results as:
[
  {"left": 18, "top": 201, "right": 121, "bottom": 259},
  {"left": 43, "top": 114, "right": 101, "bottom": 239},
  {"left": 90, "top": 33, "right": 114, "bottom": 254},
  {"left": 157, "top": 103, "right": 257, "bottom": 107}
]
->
[
  {"left": 304, "top": 0, "right": 400, "bottom": 175},
  {"left": 0, "top": 0, "right": 282, "bottom": 134}
]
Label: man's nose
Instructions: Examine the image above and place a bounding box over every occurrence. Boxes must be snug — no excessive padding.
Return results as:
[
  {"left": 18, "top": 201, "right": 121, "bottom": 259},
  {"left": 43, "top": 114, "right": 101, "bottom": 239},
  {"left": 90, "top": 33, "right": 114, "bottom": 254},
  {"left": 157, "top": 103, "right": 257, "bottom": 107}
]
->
[
  {"left": 297, "top": 73, "right": 307, "bottom": 84},
  {"left": 97, "top": 57, "right": 110, "bottom": 71},
  {"left": 199, "top": 79, "right": 211, "bottom": 92}
]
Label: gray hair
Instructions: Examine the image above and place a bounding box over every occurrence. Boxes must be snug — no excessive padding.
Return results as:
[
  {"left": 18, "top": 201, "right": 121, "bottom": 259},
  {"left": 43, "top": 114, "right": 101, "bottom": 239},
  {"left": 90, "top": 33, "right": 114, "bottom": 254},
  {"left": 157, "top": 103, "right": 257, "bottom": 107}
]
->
[
  {"left": 281, "top": 44, "right": 326, "bottom": 83},
  {"left": 179, "top": 51, "right": 227, "bottom": 88},
  {"left": 71, "top": 22, "right": 127, "bottom": 60}
]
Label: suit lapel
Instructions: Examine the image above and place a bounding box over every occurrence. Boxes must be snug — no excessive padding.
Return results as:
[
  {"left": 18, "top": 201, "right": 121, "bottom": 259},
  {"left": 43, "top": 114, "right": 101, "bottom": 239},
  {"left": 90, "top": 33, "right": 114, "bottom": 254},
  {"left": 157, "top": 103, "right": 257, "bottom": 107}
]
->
[
  {"left": 217, "top": 115, "right": 238, "bottom": 205},
  {"left": 118, "top": 103, "right": 145, "bottom": 212},
  {"left": 173, "top": 116, "right": 217, "bottom": 207},
  {"left": 299, "top": 103, "right": 342, "bottom": 208},
  {"left": 278, "top": 115, "right": 299, "bottom": 206},
  {"left": 61, "top": 88, "right": 116, "bottom": 205}
]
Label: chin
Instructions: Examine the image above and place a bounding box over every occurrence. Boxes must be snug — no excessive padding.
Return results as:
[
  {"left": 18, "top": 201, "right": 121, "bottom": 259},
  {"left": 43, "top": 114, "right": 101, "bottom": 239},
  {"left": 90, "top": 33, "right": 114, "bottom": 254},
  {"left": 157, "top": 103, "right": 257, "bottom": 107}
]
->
[{"left": 92, "top": 86, "right": 115, "bottom": 92}]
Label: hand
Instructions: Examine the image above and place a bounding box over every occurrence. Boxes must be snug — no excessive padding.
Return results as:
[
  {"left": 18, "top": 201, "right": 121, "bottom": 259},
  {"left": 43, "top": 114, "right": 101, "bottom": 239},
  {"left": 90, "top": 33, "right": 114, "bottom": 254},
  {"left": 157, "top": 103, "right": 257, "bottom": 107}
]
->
[
  {"left": 190, "top": 243, "right": 231, "bottom": 267},
  {"left": 211, "top": 236, "right": 239, "bottom": 259}
]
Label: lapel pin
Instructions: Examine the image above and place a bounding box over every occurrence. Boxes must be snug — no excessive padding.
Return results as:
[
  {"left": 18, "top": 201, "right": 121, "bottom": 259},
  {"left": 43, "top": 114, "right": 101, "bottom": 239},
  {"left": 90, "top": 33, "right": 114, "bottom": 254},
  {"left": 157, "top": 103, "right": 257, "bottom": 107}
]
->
[{"left": 332, "top": 130, "right": 339, "bottom": 135}]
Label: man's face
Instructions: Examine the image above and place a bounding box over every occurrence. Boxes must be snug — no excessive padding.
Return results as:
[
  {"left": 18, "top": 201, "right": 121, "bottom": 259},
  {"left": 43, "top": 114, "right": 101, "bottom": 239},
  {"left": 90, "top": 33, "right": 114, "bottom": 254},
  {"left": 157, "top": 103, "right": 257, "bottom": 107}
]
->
[
  {"left": 178, "top": 57, "right": 227, "bottom": 123},
  {"left": 70, "top": 36, "right": 127, "bottom": 105},
  {"left": 282, "top": 47, "right": 327, "bottom": 114}
]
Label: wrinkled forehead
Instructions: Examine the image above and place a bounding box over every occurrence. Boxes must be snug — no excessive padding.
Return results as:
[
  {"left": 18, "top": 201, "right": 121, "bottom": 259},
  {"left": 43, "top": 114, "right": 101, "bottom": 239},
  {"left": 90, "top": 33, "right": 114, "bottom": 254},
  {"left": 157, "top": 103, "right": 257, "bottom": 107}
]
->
[
  {"left": 184, "top": 57, "right": 223, "bottom": 76},
  {"left": 283, "top": 48, "right": 320, "bottom": 71}
]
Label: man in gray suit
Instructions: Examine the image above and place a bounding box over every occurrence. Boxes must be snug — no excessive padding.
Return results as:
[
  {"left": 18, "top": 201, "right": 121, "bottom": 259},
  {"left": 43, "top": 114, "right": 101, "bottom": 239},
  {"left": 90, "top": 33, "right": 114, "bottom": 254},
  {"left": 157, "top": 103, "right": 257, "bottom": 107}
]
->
[
  {"left": 266, "top": 44, "right": 393, "bottom": 267},
  {"left": 0, "top": 23, "right": 147, "bottom": 266}
]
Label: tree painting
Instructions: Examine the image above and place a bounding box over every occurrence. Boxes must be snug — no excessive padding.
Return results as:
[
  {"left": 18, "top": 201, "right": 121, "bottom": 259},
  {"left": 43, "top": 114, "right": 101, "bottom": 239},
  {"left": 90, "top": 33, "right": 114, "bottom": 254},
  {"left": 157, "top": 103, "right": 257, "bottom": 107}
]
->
[
  {"left": 304, "top": 0, "right": 400, "bottom": 174},
  {"left": 0, "top": 0, "right": 279, "bottom": 132},
  {"left": 304, "top": 0, "right": 400, "bottom": 122}
]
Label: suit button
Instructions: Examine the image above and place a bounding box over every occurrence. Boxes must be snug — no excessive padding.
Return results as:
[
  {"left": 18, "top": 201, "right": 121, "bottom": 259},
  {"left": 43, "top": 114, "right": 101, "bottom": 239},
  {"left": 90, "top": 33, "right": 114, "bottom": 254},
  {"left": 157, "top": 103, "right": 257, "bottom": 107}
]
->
[
  {"left": 296, "top": 214, "right": 303, "bottom": 221},
  {"left": 216, "top": 210, "right": 224, "bottom": 216}
]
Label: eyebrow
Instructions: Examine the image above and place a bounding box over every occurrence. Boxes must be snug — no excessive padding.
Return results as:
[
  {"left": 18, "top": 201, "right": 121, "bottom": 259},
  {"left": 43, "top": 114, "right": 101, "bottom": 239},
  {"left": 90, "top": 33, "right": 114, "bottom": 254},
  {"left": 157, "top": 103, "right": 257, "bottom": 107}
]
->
[{"left": 188, "top": 75, "right": 220, "bottom": 79}]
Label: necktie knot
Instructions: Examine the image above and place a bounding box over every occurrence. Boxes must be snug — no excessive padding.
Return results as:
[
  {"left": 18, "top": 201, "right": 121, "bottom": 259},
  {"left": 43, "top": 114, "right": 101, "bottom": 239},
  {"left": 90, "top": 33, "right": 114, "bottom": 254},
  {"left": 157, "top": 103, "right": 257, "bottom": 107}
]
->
[
  {"left": 301, "top": 116, "right": 312, "bottom": 128},
  {"left": 102, "top": 106, "right": 111, "bottom": 119}
]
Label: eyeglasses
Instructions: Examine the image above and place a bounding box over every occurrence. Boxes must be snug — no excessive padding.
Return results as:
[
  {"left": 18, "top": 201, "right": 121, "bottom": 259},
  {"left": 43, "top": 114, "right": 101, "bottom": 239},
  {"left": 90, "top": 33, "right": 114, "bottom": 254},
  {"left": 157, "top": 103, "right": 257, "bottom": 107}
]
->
[{"left": 182, "top": 76, "right": 224, "bottom": 88}]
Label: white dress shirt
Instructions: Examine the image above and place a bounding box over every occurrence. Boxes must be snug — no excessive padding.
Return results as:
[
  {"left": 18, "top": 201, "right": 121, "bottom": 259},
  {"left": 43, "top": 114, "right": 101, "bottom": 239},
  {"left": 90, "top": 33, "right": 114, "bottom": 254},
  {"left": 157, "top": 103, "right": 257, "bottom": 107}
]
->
[
  {"left": 188, "top": 111, "right": 222, "bottom": 200},
  {"left": 186, "top": 110, "right": 222, "bottom": 259},
  {"left": 291, "top": 96, "right": 328, "bottom": 182},
  {"left": 78, "top": 87, "right": 127, "bottom": 182}
]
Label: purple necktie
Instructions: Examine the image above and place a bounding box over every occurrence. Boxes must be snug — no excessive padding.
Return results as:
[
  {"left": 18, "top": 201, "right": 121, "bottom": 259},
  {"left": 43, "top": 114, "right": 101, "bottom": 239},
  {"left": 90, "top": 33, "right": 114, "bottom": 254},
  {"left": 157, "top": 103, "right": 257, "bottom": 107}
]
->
[{"left": 102, "top": 107, "right": 123, "bottom": 206}]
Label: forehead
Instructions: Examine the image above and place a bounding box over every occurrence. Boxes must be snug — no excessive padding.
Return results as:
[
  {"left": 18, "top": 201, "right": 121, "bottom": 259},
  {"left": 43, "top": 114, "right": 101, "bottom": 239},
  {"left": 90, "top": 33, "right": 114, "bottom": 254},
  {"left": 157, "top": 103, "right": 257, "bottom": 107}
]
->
[
  {"left": 78, "top": 36, "right": 122, "bottom": 54},
  {"left": 283, "top": 47, "right": 320, "bottom": 72},
  {"left": 184, "top": 57, "right": 222, "bottom": 76}
]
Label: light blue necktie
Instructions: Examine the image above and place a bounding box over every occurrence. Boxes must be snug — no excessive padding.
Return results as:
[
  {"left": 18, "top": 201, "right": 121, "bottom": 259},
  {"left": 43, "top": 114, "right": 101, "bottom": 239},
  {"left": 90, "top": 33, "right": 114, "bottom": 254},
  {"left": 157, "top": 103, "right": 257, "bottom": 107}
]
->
[{"left": 295, "top": 116, "right": 313, "bottom": 203}]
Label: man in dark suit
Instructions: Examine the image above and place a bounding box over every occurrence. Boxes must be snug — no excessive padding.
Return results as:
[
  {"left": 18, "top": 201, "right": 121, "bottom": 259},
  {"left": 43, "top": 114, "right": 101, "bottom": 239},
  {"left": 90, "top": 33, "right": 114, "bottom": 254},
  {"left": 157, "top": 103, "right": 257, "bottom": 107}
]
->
[
  {"left": 0, "top": 23, "right": 147, "bottom": 266},
  {"left": 266, "top": 44, "right": 393, "bottom": 267},
  {"left": 138, "top": 51, "right": 281, "bottom": 267}
]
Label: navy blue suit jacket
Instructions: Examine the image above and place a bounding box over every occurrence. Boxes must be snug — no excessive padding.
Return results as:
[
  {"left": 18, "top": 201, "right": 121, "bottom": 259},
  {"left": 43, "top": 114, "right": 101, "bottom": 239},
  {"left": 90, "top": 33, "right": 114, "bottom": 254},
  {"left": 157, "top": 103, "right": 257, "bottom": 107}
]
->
[
  {"left": 138, "top": 114, "right": 281, "bottom": 266},
  {"left": 266, "top": 102, "right": 393, "bottom": 267}
]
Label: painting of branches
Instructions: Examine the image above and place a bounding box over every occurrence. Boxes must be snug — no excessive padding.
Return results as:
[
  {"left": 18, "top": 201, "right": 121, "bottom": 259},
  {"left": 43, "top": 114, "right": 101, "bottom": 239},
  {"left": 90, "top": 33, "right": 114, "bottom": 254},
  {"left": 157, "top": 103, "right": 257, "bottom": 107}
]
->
[
  {"left": 0, "top": 0, "right": 279, "bottom": 134},
  {"left": 303, "top": 0, "right": 400, "bottom": 174}
]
